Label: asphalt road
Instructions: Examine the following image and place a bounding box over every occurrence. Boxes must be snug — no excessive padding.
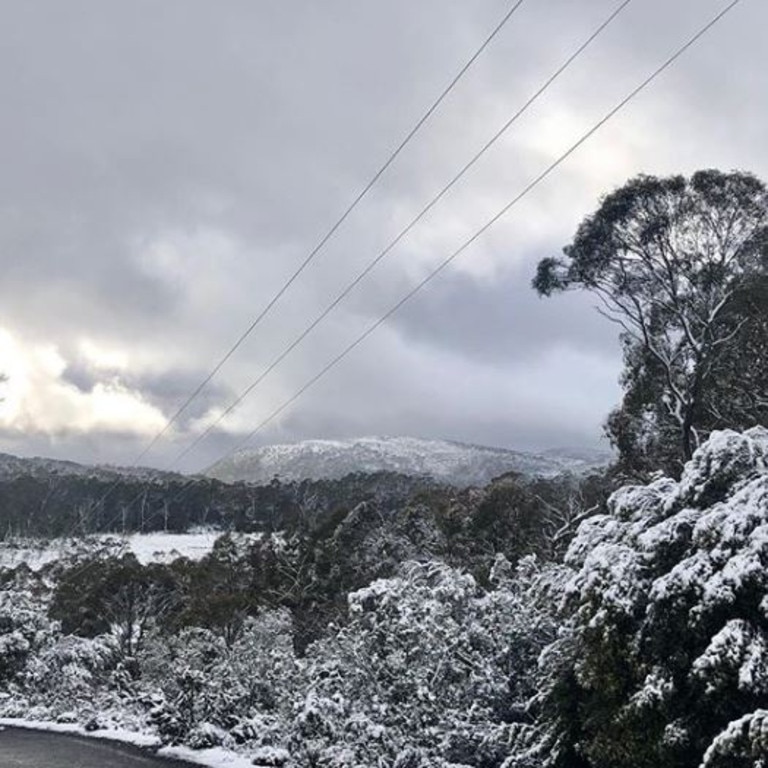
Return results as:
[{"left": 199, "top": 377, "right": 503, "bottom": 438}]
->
[{"left": 0, "top": 727, "right": 197, "bottom": 767}]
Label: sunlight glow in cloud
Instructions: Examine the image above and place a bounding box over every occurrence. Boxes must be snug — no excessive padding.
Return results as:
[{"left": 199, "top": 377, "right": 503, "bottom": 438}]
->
[{"left": 0, "top": 328, "right": 167, "bottom": 436}]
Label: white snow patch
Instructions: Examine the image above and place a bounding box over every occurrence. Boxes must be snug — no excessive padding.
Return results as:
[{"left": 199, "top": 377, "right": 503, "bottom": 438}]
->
[
  {"left": 159, "top": 744, "right": 255, "bottom": 768},
  {"left": 0, "top": 531, "right": 264, "bottom": 571},
  {"left": 0, "top": 717, "right": 160, "bottom": 747}
]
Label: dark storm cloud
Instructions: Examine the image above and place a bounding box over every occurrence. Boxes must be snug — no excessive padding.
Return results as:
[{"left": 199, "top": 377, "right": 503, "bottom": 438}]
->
[
  {"left": 125, "top": 371, "right": 234, "bottom": 429},
  {"left": 0, "top": 0, "right": 763, "bottom": 469}
]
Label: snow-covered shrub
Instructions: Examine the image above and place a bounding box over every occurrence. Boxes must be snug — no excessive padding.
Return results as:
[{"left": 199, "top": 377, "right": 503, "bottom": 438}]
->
[
  {"left": 701, "top": 709, "right": 768, "bottom": 767},
  {"left": 0, "top": 586, "right": 57, "bottom": 685},
  {"left": 140, "top": 608, "right": 299, "bottom": 745},
  {"left": 22, "top": 633, "right": 121, "bottom": 708},
  {"left": 291, "top": 557, "right": 562, "bottom": 767},
  {"left": 531, "top": 427, "right": 768, "bottom": 768},
  {"left": 251, "top": 745, "right": 291, "bottom": 767},
  {"left": 0, "top": 571, "right": 141, "bottom": 727},
  {"left": 186, "top": 721, "right": 231, "bottom": 749}
]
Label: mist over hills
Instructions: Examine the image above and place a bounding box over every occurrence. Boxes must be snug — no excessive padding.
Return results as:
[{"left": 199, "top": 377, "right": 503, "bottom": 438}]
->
[{"left": 206, "top": 435, "right": 611, "bottom": 487}]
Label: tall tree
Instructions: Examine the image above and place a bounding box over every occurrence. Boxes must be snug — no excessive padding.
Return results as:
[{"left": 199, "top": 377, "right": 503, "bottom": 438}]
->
[{"left": 534, "top": 170, "right": 768, "bottom": 475}]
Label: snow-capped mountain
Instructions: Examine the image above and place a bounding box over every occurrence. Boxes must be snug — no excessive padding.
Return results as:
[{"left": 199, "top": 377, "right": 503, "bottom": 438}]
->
[{"left": 206, "top": 436, "right": 611, "bottom": 487}]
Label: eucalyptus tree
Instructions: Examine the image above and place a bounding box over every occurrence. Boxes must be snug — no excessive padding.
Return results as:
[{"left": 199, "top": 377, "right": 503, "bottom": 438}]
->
[{"left": 534, "top": 170, "right": 768, "bottom": 474}]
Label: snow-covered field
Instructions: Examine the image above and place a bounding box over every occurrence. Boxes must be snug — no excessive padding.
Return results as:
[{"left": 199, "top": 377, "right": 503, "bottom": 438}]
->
[{"left": 0, "top": 530, "right": 260, "bottom": 571}]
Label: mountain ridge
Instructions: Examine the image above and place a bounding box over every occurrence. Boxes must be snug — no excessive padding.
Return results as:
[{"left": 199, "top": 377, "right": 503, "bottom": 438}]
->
[
  {"left": 0, "top": 451, "right": 186, "bottom": 483},
  {"left": 206, "top": 435, "right": 611, "bottom": 488}
]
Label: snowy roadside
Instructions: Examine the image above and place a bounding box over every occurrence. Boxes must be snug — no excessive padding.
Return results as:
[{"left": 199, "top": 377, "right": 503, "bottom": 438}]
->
[{"left": 0, "top": 718, "right": 254, "bottom": 768}]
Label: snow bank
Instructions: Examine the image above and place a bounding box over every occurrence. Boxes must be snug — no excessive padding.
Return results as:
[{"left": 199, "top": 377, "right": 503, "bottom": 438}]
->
[
  {"left": 159, "top": 745, "right": 254, "bottom": 768},
  {"left": 0, "top": 717, "right": 160, "bottom": 747},
  {"left": 0, "top": 718, "right": 254, "bottom": 768}
]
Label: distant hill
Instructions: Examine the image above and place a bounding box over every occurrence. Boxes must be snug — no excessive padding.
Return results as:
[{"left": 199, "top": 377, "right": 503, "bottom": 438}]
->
[
  {"left": 0, "top": 451, "right": 436, "bottom": 539},
  {"left": 206, "top": 436, "right": 611, "bottom": 487},
  {"left": 0, "top": 452, "right": 177, "bottom": 483}
]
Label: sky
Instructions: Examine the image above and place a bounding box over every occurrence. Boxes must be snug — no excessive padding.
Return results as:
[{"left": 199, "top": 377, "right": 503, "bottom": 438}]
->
[{"left": 0, "top": 0, "right": 764, "bottom": 473}]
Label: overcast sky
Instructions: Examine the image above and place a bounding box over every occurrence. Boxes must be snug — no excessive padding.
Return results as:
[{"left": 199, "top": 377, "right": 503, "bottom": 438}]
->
[{"left": 0, "top": 0, "right": 763, "bottom": 472}]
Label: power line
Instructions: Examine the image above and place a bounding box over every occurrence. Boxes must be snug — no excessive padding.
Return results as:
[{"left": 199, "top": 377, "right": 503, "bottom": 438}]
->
[
  {"left": 130, "top": 0, "right": 528, "bottom": 467},
  {"left": 165, "top": 0, "right": 634, "bottom": 469},
  {"left": 78, "top": 0, "right": 528, "bottom": 526},
  {"left": 70, "top": 0, "right": 742, "bottom": 553},
  {"left": 167, "top": 0, "right": 742, "bottom": 504}
]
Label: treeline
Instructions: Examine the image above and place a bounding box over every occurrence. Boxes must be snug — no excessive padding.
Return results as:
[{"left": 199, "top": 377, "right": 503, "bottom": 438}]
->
[{"left": 0, "top": 470, "right": 433, "bottom": 539}]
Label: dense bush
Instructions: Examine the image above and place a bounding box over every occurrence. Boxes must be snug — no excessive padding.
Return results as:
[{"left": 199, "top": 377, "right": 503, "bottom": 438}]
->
[{"left": 531, "top": 428, "right": 768, "bottom": 768}]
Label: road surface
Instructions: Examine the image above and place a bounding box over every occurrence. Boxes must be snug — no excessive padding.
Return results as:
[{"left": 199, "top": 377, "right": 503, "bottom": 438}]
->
[{"left": 0, "top": 727, "right": 197, "bottom": 767}]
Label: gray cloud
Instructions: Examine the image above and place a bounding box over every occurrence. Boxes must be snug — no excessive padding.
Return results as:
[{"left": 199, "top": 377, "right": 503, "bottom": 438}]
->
[
  {"left": 0, "top": 0, "right": 763, "bottom": 470},
  {"left": 387, "top": 259, "right": 619, "bottom": 368}
]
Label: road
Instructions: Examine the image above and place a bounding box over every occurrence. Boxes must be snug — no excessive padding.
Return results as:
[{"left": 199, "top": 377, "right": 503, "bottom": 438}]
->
[{"left": 0, "top": 727, "right": 197, "bottom": 767}]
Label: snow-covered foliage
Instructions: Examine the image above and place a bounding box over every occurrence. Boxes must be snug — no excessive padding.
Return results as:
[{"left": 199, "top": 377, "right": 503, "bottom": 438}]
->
[
  {"left": 702, "top": 709, "right": 768, "bottom": 768},
  {"left": 0, "top": 552, "right": 563, "bottom": 767},
  {"left": 533, "top": 427, "right": 768, "bottom": 768},
  {"left": 139, "top": 609, "right": 299, "bottom": 747},
  {"left": 0, "top": 582, "right": 57, "bottom": 686},
  {"left": 10, "top": 429, "right": 768, "bottom": 767},
  {"left": 0, "top": 571, "right": 145, "bottom": 731},
  {"left": 289, "top": 557, "right": 563, "bottom": 767}
]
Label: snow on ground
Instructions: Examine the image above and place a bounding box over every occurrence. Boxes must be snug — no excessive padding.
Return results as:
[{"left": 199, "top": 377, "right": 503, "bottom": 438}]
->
[
  {"left": 0, "top": 719, "right": 254, "bottom": 768},
  {"left": 0, "top": 543, "right": 62, "bottom": 571},
  {"left": 0, "top": 530, "right": 262, "bottom": 571},
  {"left": 0, "top": 717, "right": 160, "bottom": 747},
  {"left": 125, "top": 531, "right": 231, "bottom": 565},
  {"left": 159, "top": 744, "right": 254, "bottom": 768}
]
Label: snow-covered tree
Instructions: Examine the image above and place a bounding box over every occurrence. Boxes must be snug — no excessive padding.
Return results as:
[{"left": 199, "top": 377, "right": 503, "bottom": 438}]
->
[
  {"left": 530, "top": 427, "right": 768, "bottom": 768},
  {"left": 21, "top": 633, "right": 123, "bottom": 716},
  {"left": 0, "top": 586, "right": 56, "bottom": 687}
]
